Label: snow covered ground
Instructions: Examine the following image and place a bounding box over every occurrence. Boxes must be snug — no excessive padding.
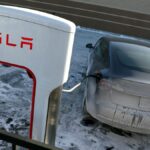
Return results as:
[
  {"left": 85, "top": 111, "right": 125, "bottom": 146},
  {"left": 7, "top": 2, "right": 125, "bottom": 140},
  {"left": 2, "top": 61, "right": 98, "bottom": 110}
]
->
[
  {"left": 0, "top": 66, "right": 32, "bottom": 149},
  {"left": 0, "top": 28, "right": 150, "bottom": 150}
]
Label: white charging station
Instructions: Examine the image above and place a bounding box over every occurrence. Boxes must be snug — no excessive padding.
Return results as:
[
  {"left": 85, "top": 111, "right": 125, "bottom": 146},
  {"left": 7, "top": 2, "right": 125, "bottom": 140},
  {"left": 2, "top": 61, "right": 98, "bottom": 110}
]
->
[{"left": 0, "top": 5, "right": 76, "bottom": 143}]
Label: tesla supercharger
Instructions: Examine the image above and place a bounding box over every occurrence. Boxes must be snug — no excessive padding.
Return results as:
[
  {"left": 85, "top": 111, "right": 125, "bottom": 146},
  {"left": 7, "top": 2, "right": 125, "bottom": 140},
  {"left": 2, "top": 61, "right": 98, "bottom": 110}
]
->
[{"left": 0, "top": 5, "right": 76, "bottom": 145}]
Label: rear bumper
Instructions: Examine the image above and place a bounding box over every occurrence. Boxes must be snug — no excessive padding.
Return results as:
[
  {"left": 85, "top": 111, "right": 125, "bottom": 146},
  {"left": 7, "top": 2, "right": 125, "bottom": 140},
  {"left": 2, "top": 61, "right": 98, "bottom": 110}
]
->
[
  {"left": 86, "top": 78, "right": 150, "bottom": 134},
  {"left": 87, "top": 102, "right": 150, "bottom": 134}
]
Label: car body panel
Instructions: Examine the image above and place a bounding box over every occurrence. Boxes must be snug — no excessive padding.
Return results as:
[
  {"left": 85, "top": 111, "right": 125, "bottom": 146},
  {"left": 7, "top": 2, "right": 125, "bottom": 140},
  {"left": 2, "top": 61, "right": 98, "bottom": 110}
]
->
[{"left": 85, "top": 36, "right": 150, "bottom": 133}]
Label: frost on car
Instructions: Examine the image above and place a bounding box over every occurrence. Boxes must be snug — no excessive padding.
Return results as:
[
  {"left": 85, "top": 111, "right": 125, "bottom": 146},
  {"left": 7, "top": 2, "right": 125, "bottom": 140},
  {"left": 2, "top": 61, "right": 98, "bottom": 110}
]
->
[{"left": 84, "top": 36, "right": 150, "bottom": 134}]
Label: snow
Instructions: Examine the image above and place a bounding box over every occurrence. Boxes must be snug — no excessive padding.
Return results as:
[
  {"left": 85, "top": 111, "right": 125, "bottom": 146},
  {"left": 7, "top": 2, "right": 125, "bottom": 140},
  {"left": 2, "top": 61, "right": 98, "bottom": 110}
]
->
[
  {"left": 0, "top": 27, "right": 149, "bottom": 149},
  {"left": 0, "top": 66, "right": 32, "bottom": 149}
]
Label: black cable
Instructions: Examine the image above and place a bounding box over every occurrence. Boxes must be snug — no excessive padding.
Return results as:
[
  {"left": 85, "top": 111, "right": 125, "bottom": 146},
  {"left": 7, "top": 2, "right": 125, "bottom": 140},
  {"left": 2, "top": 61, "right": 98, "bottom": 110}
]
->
[{"left": 62, "top": 73, "right": 103, "bottom": 92}]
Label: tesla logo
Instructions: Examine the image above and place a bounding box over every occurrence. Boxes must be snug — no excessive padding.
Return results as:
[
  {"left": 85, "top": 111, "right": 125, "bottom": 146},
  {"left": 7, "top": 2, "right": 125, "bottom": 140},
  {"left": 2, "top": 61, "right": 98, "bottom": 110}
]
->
[{"left": 0, "top": 33, "right": 33, "bottom": 50}]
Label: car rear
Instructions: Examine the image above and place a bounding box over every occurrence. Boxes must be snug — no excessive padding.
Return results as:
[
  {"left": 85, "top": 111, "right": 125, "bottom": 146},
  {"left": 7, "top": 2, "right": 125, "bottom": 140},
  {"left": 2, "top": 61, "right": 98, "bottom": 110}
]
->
[{"left": 86, "top": 37, "right": 150, "bottom": 133}]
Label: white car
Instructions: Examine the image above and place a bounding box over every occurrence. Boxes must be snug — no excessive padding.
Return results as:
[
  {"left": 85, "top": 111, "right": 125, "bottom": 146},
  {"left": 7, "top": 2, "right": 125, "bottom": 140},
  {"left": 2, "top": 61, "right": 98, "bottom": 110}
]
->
[{"left": 84, "top": 36, "right": 150, "bottom": 134}]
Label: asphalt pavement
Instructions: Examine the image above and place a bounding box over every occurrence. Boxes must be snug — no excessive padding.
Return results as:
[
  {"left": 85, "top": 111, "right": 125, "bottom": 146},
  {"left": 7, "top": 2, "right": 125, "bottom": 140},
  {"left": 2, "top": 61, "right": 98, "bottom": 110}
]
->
[{"left": 71, "top": 0, "right": 150, "bottom": 15}]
